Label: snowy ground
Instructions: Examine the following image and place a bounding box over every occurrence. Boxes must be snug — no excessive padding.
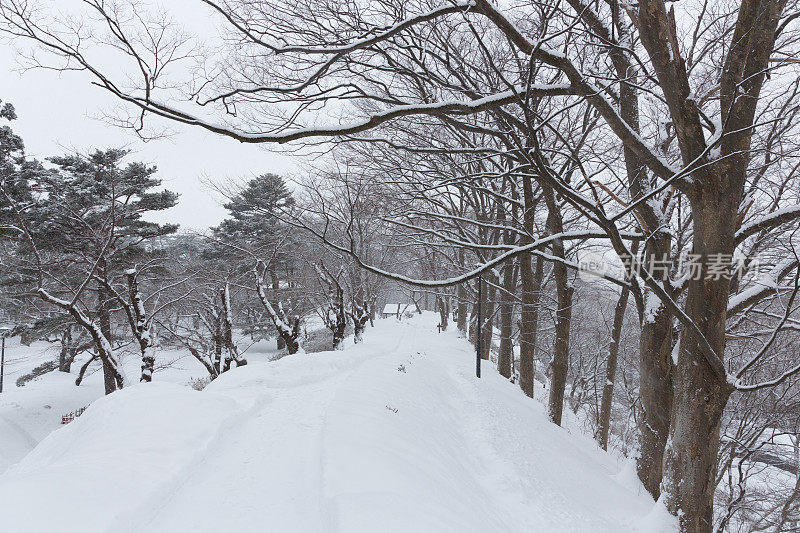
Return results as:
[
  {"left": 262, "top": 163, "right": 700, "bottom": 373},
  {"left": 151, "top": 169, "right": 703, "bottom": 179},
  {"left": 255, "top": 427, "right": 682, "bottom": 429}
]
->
[
  {"left": 0, "top": 313, "right": 674, "bottom": 532},
  {"left": 0, "top": 334, "right": 277, "bottom": 473}
]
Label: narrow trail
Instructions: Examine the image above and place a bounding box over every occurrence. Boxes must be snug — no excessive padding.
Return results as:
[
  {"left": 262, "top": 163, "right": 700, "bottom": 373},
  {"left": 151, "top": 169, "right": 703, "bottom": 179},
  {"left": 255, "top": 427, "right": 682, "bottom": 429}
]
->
[
  {"left": 134, "top": 322, "right": 414, "bottom": 533},
  {"left": 0, "top": 315, "right": 667, "bottom": 533}
]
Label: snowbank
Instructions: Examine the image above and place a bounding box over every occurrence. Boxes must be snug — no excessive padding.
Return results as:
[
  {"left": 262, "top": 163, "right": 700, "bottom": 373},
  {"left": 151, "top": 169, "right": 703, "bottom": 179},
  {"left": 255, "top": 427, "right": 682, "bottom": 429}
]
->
[{"left": 0, "top": 314, "right": 671, "bottom": 532}]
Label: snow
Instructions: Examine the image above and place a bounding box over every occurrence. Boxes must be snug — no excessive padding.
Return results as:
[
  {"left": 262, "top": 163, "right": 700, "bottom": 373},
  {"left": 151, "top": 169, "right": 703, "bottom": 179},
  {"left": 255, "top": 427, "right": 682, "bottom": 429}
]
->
[
  {"left": 0, "top": 314, "right": 670, "bottom": 532},
  {"left": 382, "top": 303, "right": 401, "bottom": 315},
  {"left": 728, "top": 258, "right": 795, "bottom": 313},
  {"left": 671, "top": 336, "right": 681, "bottom": 366},
  {"left": 643, "top": 290, "right": 663, "bottom": 324},
  {"left": 735, "top": 204, "right": 800, "bottom": 241},
  {"left": 0, "top": 336, "right": 214, "bottom": 474}
]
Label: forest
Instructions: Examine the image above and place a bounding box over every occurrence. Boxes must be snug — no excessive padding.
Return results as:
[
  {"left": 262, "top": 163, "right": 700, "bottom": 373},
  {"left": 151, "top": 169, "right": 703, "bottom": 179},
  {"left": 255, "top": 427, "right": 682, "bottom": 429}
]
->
[{"left": 1, "top": 0, "right": 800, "bottom": 532}]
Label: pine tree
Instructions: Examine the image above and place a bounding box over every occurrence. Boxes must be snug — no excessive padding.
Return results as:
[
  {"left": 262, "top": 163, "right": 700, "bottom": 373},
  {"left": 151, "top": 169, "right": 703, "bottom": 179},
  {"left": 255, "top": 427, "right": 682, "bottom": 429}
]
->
[
  {"left": 214, "top": 173, "right": 294, "bottom": 251},
  {"left": 31, "top": 148, "right": 179, "bottom": 393},
  {"left": 213, "top": 174, "right": 299, "bottom": 349}
]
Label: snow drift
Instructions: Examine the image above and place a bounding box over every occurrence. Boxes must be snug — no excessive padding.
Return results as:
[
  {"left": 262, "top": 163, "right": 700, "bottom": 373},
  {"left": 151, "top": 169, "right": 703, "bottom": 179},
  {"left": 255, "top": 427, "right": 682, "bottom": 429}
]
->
[{"left": 0, "top": 314, "right": 674, "bottom": 532}]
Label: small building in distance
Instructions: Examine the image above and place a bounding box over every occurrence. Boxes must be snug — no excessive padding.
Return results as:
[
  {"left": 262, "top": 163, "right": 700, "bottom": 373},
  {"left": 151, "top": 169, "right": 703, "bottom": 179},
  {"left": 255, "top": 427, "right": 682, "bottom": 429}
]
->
[
  {"left": 381, "top": 302, "right": 421, "bottom": 319},
  {"left": 381, "top": 303, "right": 402, "bottom": 319}
]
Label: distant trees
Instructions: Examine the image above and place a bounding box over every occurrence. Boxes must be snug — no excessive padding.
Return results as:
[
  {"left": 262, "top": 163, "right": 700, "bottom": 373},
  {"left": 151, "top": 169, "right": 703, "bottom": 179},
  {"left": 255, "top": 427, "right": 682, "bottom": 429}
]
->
[
  {"left": 1, "top": 147, "right": 178, "bottom": 393},
  {"left": 212, "top": 173, "right": 302, "bottom": 349}
]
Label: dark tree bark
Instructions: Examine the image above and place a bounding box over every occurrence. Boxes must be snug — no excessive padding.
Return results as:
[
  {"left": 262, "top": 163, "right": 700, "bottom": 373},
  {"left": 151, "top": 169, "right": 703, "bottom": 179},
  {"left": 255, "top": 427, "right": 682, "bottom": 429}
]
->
[
  {"left": 331, "top": 284, "right": 347, "bottom": 350},
  {"left": 637, "top": 298, "right": 674, "bottom": 497},
  {"left": 543, "top": 187, "right": 573, "bottom": 426},
  {"left": 498, "top": 259, "right": 517, "bottom": 379},
  {"left": 635, "top": 0, "right": 784, "bottom": 529},
  {"left": 661, "top": 195, "right": 735, "bottom": 531},
  {"left": 518, "top": 170, "right": 542, "bottom": 398},
  {"left": 96, "top": 274, "right": 118, "bottom": 394},
  {"left": 596, "top": 286, "right": 630, "bottom": 450},
  {"left": 479, "top": 271, "right": 496, "bottom": 361},
  {"left": 519, "top": 253, "right": 543, "bottom": 398}
]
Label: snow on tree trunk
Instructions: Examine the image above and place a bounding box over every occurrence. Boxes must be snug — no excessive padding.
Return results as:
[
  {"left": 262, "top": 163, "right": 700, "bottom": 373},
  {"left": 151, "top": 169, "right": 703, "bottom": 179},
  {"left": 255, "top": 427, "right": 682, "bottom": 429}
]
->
[
  {"left": 58, "top": 326, "right": 72, "bottom": 373},
  {"left": 637, "top": 295, "right": 674, "bottom": 499},
  {"left": 124, "top": 269, "right": 157, "bottom": 383},
  {"left": 254, "top": 270, "right": 301, "bottom": 354},
  {"left": 437, "top": 296, "right": 449, "bottom": 331},
  {"left": 313, "top": 263, "right": 347, "bottom": 350},
  {"left": 39, "top": 288, "right": 124, "bottom": 392},
  {"left": 97, "top": 271, "right": 118, "bottom": 394},
  {"left": 221, "top": 283, "right": 247, "bottom": 372},
  {"left": 348, "top": 300, "right": 370, "bottom": 344}
]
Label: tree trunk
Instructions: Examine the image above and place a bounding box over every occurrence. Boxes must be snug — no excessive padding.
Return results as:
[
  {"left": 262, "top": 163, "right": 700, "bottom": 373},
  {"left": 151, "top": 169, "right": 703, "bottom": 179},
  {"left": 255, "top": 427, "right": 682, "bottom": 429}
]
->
[
  {"left": 544, "top": 188, "right": 573, "bottom": 426},
  {"left": 637, "top": 301, "right": 674, "bottom": 498},
  {"left": 498, "top": 259, "right": 517, "bottom": 379},
  {"left": 213, "top": 314, "right": 223, "bottom": 375},
  {"left": 351, "top": 301, "right": 370, "bottom": 343},
  {"left": 221, "top": 284, "right": 246, "bottom": 372},
  {"left": 469, "top": 295, "right": 478, "bottom": 346},
  {"left": 518, "top": 169, "right": 541, "bottom": 397},
  {"left": 456, "top": 282, "right": 468, "bottom": 334},
  {"left": 125, "top": 270, "right": 157, "bottom": 382},
  {"left": 39, "top": 286, "right": 122, "bottom": 391},
  {"left": 596, "top": 286, "right": 630, "bottom": 450},
  {"left": 58, "top": 326, "right": 72, "bottom": 373},
  {"left": 548, "top": 268, "right": 573, "bottom": 426},
  {"left": 662, "top": 195, "right": 736, "bottom": 532},
  {"left": 332, "top": 286, "right": 346, "bottom": 350},
  {"left": 271, "top": 270, "right": 286, "bottom": 350},
  {"left": 437, "top": 295, "right": 449, "bottom": 330},
  {"left": 332, "top": 317, "right": 346, "bottom": 349},
  {"left": 74, "top": 353, "right": 96, "bottom": 386},
  {"left": 368, "top": 296, "right": 376, "bottom": 326},
  {"left": 519, "top": 253, "right": 543, "bottom": 398},
  {"left": 480, "top": 272, "right": 496, "bottom": 360},
  {"left": 97, "top": 278, "right": 117, "bottom": 394}
]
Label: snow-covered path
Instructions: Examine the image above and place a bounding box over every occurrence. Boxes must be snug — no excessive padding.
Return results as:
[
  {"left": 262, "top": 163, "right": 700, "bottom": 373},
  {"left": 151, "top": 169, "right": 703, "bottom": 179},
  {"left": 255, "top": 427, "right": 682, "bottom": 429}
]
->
[{"left": 0, "top": 314, "right": 670, "bottom": 532}]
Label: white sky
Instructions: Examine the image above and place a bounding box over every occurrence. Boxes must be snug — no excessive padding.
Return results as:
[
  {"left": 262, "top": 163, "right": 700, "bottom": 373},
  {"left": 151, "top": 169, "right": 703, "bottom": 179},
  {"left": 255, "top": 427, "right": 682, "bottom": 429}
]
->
[{"left": 0, "top": 1, "right": 301, "bottom": 231}]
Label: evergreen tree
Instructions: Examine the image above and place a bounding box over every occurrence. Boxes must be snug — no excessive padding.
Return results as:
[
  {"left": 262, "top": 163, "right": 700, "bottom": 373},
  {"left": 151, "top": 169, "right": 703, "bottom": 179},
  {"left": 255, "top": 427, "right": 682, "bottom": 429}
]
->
[
  {"left": 213, "top": 174, "right": 300, "bottom": 349},
  {"left": 0, "top": 99, "right": 43, "bottom": 323},
  {"left": 0, "top": 98, "right": 34, "bottom": 240},
  {"left": 213, "top": 173, "right": 294, "bottom": 252},
  {"left": 30, "top": 148, "right": 179, "bottom": 393}
]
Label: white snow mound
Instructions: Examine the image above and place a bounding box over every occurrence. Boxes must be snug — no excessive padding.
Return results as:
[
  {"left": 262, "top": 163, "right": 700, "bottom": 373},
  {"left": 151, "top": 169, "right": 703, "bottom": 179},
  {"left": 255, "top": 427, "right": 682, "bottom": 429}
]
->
[{"left": 0, "top": 313, "right": 673, "bottom": 532}]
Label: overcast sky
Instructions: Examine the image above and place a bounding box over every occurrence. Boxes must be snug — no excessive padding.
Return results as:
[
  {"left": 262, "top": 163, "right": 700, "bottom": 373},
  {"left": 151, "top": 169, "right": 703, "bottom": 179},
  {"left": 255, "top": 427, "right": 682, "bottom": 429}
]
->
[{"left": 0, "top": 1, "right": 301, "bottom": 231}]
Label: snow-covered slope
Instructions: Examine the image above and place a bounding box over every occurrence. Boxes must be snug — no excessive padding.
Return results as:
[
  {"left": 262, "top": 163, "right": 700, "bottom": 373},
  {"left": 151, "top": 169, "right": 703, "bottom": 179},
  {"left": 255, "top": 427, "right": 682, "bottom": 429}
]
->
[{"left": 0, "top": 314, "right": 674, "bottom": 532}]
